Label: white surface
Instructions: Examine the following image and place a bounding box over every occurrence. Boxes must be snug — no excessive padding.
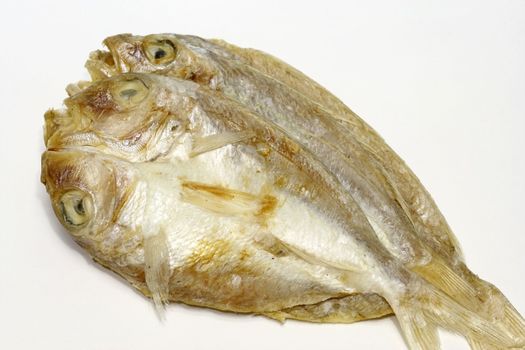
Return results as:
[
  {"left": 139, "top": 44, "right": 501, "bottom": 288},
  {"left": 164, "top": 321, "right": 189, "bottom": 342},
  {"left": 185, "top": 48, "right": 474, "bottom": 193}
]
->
[{"left": 1, "top": 0, "right": 524, "bottom": 349}]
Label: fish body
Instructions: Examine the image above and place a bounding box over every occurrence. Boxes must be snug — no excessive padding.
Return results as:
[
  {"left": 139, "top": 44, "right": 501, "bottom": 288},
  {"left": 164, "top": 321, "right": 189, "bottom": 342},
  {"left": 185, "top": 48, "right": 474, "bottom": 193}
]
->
[
  {"left": 42, "top": 35, "right": 525, "bottom": 350},
  {"left": 89, "top": 33, "right": 460, "bottom": 262},
  {"left": 87, "top": 34, "right": 521, "bottom": 329},
  {"left": 44, "top": 73, "right": 409, "bottom": 317}
]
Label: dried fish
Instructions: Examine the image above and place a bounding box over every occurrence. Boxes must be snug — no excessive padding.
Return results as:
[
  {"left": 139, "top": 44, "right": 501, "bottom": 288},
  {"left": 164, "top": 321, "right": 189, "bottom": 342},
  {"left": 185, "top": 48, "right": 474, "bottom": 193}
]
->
[{"left": 42, "top": 35, "right": 525, "bottom": 350}]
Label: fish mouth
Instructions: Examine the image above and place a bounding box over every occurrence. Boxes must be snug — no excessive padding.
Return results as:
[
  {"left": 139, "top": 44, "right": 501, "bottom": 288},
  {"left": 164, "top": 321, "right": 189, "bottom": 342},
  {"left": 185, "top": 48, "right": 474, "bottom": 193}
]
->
[
  {"left": 85, "top": 49, "right": 120, "bottom": 81},
  {"left": 63, "top": 49, "right": 117, "bottom": 98},
  {"left": 86, "top": 50, "right": 118, "bottom": 80},
  {"left": 44, "top": 105, "right": 98, "bottom": 149},
  {"left": 75, "top": 35, "right": 137, "bottom": 96},
  {"left": 86, "top": 34, "right": 141, "bottom": 82},
  {"left": 44, "top": 108, "right": 70, "bottom": 146}
]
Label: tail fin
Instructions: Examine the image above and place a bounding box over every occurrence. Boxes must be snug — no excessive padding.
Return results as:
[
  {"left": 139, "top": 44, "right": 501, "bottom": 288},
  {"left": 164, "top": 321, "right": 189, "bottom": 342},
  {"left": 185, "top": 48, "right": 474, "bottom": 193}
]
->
[
  {"left": 392, "top": 286, "right": 524, "bottom": 350},
  {"left": 466, "top": 336, "right": 500, "bottom": 350},
  {"left": 413, "top": 258, "right": 525, "bottom": 346},
  {"left": 412, "top": 257, "right": 479, "bottom": 312},
  {"left": 472, "top": 279, "right": 525, "bottom": 342},
  {"left": 503, "top": 302, "right": 525, "bottom": 341}
]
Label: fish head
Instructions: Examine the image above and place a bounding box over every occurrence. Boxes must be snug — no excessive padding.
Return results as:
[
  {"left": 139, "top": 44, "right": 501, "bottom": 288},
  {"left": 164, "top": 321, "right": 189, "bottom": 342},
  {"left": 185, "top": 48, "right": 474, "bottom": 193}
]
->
[
  {"left": 87, "top": 34, "right": 219, "bottom": 86},
  {"left": 45, "top": 73, "right": 199, "bottom": 162},
  {"left": 41, "top": 148, "right": 140, "bottom": 256},
  {"left": 42, "top": 73, "right": 202, "bottom": 261}
]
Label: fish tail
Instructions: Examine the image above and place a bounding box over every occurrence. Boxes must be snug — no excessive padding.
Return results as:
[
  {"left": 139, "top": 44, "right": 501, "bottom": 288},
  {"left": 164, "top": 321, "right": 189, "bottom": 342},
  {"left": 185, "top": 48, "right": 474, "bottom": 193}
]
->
[
  {"left": 503, "top": 301, "right": 525, "bottom": 341},
  {"left": 475, "top": 279, "right": 525, "bottom": 344},
  {"left": 414, "top": 258, "right": 525, "bottom": 345},
  {"left": 392, "top": 284, "right": 523, "bottom": 350},
  {"left": 473, "top": 279, "right": 525, "bottom": 342},
  {"left": 412, "top": 257, "right": 478, "bottom": 311},
  {"left": 466, "top": 336, "right": 501, "bottom": 350}
]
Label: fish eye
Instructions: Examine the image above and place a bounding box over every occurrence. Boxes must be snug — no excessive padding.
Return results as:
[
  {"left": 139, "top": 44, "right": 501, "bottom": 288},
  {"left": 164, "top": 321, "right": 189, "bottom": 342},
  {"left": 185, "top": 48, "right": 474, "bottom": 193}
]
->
[
  {"left": 59, "top": 190, "right": 93, "bottom": 228},
  {"left": 143, "top": 39, "right": 177, "bottom": 65},
  {"left": 111, "top": 78, "right": 149, "bottom": 108}
]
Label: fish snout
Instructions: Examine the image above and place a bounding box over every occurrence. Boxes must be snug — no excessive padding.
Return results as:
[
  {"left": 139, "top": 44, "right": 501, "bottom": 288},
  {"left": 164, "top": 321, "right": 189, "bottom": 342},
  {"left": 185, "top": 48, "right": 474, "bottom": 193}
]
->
[
  {"left": 85, "top": 49, "right": 118, "bottom": 81},
  {"left": 101, "top": 34, "right": 148, "bottom": 75}
]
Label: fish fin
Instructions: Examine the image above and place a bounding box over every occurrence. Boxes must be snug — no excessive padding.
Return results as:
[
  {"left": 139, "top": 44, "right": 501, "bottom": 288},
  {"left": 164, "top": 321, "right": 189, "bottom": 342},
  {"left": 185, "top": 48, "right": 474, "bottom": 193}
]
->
[
  {"left": 396, "top": 308, "right": 440, "bottom": 350},
  {"left": 180, "top": 180, "right": 277, "bottom": 218},
  {"left": 190, "top": 130, "right": 254, "bottom": 157},
  {"left": 415, "top": 260, "right": 525, "bottom": 344},
  {"left": 502, "top": 301, "right": 525, "bottom": 341},
  {"left": 481, "top": 284, "right": 525, "bottom": 345},
  {"left": 144, "top": 231, "right": 171, "bottom": 319},
  {"left": 466, "top": 336, "right": 500, "bottom": 350},
  {"left": 275, "top": 239, "right": 362, "bottom": 272},
  {"left": 412, "top": 258, "right": 478, "bottom": 312},
  {"left": 392, "top": 286, "right": 521, "bottom": 350}
]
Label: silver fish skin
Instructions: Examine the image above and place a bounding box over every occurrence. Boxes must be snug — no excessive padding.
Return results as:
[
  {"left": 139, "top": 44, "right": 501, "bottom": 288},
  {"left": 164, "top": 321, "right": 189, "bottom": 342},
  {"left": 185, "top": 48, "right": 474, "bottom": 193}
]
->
[
  {"left": 85, "top": 34, "right": 456, "bottom": 271},
  {"left": 88, "top": 33, "right": 460, "bottom": 262},
  {"left": 88, "top": 33, "right": 524, "bottom": 336},
  {"left": 43, "top": 72, "right": 524, "bottom": 350},
  {"left": 205, "top": 35, "right": 462, "bottom": 256}
]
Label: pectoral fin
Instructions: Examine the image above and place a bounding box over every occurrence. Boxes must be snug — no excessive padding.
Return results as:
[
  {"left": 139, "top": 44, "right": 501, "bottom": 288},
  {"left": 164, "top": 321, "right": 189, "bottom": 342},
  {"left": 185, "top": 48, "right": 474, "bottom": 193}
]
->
[
  {"left": 190, "top": 130, "right": 254, "bottom": 157},
  {"left": 181, "top": 180, "right": 277, "bottom": 218}
]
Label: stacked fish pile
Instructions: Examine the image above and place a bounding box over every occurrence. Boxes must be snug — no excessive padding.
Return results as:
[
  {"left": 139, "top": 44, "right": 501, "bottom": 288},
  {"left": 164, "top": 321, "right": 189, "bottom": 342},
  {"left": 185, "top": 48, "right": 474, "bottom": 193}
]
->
[{"left": 41, "top": 34, "right": 524, "bottom": 349}]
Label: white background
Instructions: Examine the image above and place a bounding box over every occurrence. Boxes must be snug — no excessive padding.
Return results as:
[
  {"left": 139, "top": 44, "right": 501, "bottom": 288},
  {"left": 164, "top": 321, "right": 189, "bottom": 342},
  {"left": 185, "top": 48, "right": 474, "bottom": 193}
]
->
[{"left": 1, "top": 1, "right": 524, "bottom": 349}]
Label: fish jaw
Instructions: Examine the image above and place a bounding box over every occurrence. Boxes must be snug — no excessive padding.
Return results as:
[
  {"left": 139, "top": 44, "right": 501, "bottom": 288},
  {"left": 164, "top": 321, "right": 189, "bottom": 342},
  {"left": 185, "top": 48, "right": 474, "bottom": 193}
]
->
[
  {"left": 84, "top": 34, "right": 143, "bottom": 82},
  {"left": 84, "top": 49, "right": 119, "bottom": 81}
]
